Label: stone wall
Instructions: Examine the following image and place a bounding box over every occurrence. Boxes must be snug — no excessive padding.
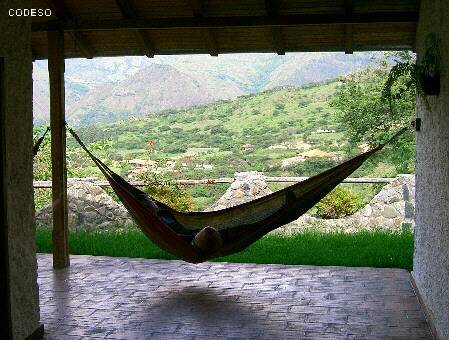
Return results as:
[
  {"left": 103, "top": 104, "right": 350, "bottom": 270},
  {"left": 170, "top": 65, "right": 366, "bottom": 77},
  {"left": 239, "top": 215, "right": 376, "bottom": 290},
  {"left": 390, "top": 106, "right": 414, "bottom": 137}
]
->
[
  {"left": 288, "top": 174, "right": 415, "bottom": 233},
  {"left": 39, "top": 173, "right": 417, "bottom": 234},
  {"left": 209, "top": 172, "right": 415, "bottom": 233},
  {"left": 0, "top": 1, "right": 42, "bottom": 338},
  {"left": 36, "top": 179, "right": 134, "bottom": 229},
  {"left": 412, "top": 1, "right": 449, "bottom": 338}
]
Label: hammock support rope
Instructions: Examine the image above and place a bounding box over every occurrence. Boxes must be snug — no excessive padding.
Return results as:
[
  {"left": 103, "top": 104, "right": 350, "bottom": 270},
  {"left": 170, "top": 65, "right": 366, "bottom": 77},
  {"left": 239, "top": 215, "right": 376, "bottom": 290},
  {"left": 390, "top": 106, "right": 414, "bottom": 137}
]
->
[
  {"left": 67, "top": 124, "right": 410, "bottom": 263},
  {"left": 33, "top": 126, "right": 50, "bottom": 157}
]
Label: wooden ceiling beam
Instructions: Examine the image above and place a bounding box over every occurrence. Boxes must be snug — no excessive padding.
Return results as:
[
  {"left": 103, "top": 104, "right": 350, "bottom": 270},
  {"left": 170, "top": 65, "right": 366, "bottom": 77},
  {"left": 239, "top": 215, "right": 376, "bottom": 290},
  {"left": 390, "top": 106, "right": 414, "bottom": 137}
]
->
[
  {"left": 344, "top": 0, "right": 354, "bottom": 54},
  {"left": 32, "top": 11, "right": 418, "bottom": 32},
  {"left": 47, "top": 0, "right": 94, "bottom": 58},
  {"left": 271, "top": 27, "right": 285, "bottom": 55},
  {"left": 265, "top": 0, "right": 285, "bottom": 55},
  {"left": 189, "top": 0, "right": 218, "bottom": 57},
  {"left": 345, "top": 24, "right": 353, "bottom": 54},
  {"left": 190, "top": 0, "right": 205, "bottom": 17},
  {"left": 116, "top": 0, "right": 155, "bottom": 58},
  {"left": 70, "top": 31, "right": 95, "bottom": 59},
  {"left": 31, "top": 46, "right": 37, "bottom": 61}
]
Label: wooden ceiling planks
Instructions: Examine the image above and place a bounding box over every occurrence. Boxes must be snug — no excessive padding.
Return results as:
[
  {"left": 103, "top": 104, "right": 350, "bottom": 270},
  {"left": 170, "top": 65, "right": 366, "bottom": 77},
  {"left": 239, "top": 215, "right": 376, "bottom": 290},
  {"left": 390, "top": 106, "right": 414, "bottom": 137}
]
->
[{"left": 31, "top": 0, "right": 419, "bottom": 59}]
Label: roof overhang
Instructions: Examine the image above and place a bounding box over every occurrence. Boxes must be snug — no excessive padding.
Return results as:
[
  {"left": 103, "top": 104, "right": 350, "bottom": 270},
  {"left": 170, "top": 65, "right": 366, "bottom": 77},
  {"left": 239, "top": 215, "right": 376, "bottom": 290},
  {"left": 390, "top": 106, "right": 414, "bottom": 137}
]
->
[{"left": 31, "top": 0, "right": 420, "bottom": 59}]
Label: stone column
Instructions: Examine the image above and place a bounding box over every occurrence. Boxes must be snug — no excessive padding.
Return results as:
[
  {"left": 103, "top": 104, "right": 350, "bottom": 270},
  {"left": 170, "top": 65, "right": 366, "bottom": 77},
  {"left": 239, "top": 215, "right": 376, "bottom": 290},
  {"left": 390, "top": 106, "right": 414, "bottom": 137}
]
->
[
  {"left": 412, "top": 1, "right": 449, "bottom": 339},
  {"left": 0, "top": 1, "right": 42, "bottom": 338}
]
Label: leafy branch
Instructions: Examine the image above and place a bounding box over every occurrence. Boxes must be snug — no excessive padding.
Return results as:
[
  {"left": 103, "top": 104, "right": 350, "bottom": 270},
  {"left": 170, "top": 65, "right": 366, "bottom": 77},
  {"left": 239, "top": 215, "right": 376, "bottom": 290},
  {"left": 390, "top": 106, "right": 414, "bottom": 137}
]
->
[{"left": 382, "top": 33, "right": 440, "bottom": 111}]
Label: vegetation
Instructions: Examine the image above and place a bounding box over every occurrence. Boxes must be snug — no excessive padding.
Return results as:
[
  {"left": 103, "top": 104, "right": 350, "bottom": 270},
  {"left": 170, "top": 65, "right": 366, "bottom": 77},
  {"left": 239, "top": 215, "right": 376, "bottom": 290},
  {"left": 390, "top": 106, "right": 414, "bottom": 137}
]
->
[
  {"left": 332, "top": 54, "right": 416, "bottom": 174},
  {"left": 33, "top": 127, "right": 52, "bottom": 181},
  {"left": 66, "top": 79, "right": 346, "bottom": 182},
  {"left": 383, "top": 36, "right": 441, "bottom": 105},
  {"left": 35, "top": 227, "right": 414, "bottom": 270},
  {"left": 33, "top": 53, "right": 416, "bottom": 212},
  {"left": 138, "top": 171, "right": 195, "bottom": 212},
  {"left": 315, "top": 186, "right": 361, "bottom": 219},
  {"left": 34, "top": 55, "right": 418, "bottom": 271}
]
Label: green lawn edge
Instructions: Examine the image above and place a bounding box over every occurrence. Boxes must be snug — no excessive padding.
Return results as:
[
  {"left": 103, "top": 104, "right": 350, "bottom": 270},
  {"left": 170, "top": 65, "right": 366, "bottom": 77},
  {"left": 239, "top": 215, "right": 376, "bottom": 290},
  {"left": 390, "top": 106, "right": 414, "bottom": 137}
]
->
[{"left": 36, "top": 227, "right": 414, "bottom": 270}]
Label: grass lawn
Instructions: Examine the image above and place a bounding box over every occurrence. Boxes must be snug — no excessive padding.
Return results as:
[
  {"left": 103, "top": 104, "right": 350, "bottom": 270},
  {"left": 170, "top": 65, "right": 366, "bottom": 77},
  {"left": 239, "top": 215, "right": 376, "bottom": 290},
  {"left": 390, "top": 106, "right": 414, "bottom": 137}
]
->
[{"left": 36, "top": 227, "right": 414, "bottom": 270}]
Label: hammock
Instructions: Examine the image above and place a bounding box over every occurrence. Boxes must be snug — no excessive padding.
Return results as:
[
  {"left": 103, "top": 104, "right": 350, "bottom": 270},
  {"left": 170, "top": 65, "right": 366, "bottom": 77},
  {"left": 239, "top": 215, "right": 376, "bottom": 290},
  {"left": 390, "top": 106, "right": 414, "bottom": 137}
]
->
[
  {"left": 68, "top": 126, "right": 408, "bottom": 263},
  {"left": 33, "top": 127, "right": 50, "bottom": 157}
]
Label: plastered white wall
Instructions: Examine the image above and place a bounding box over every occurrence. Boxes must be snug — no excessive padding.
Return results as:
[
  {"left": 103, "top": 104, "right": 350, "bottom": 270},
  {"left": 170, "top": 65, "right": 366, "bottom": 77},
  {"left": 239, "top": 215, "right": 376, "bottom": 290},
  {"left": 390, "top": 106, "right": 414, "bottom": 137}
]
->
[{"left": 413, "top": 1, "right": 449, "bottom": 339}]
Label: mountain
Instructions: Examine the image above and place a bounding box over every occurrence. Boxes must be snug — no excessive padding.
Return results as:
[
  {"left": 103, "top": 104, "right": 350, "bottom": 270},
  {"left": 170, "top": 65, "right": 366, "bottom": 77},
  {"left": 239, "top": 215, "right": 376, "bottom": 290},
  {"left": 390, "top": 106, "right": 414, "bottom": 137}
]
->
[
  {"left": 33, "top": 52, "right": 379, "bottom": 125},
  {"left": 263, "top": 53, "right": 376, "bottom": 89},
  {"left": 68, "top": 63, "right": 243, "bottom": 125},
  {"left": 33, "top": 63, "right": 50, "bottom": 123}
]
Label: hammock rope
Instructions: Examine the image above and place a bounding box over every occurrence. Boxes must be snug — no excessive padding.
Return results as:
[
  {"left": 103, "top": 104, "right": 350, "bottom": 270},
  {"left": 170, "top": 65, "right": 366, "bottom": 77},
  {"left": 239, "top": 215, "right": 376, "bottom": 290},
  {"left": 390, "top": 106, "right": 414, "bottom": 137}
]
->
[
  {"left": 33, "top": 126, "right": 50, "bottom": 157},
  {"left": 67, "top": 124, "right": 410, "bottom": 263}
]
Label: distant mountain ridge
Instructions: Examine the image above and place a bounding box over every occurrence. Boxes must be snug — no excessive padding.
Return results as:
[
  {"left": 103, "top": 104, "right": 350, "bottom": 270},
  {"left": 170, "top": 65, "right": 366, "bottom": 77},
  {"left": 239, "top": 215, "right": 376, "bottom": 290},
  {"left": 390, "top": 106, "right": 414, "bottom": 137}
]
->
[
  {"left": 33, "top": 52, "right": 379, "bottom": 125},
  {"left": 68, "top": 63, "right": 244, "bottom": 125}
]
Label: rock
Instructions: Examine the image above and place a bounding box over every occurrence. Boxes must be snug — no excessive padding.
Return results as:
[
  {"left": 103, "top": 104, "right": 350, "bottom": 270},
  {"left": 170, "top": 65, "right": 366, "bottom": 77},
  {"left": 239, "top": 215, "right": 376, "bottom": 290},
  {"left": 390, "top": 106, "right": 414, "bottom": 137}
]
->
[
  {"left": 250, "top": 186, "right": 260, "bottom": 195},
  {"left": 68, "top": 203, "right": 78, "bottom": 212},
  {"left": 230, "top": 181, "right": 240, "bottom": 190},
  {"left": 359, "top": 205, "right": 372, "bottom": 218},
  {"left": 98, "top": 221, "right": 112, "bottom": 230},
  {"left": 233, "top": 189, "right": 245, "bottom": 199},
  {"left": 381, "top": 206, "right": 399, "bottom": 218},
  {"left": 36, "top": 179, "right": 132, "bottom": 230},
  {"left": 124, "top": 219, "right": 135, "bottom": 228},
  {"left": 97, "top": 207, "right": 106, "bottom": 216},
  {"left": 208, "top": 171, "right": 272, "bottom": 211}
]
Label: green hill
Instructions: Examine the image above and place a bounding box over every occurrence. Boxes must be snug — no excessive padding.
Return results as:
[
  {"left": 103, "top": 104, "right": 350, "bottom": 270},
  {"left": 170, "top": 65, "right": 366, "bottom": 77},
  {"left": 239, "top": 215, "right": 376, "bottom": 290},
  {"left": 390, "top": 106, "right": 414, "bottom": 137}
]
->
[
  {"left": 35, "top": 77, "right": 410, "bottom": 210},
  {"left": 67, "top": 79, "right": 348, "bottom": 178}
]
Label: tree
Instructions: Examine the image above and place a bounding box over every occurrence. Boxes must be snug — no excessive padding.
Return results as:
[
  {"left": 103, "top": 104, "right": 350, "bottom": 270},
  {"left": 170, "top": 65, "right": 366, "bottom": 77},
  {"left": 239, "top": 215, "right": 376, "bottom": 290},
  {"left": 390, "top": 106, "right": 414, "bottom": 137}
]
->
[{"left": 331, "top": 52, "right": 416, "bottom": 173}]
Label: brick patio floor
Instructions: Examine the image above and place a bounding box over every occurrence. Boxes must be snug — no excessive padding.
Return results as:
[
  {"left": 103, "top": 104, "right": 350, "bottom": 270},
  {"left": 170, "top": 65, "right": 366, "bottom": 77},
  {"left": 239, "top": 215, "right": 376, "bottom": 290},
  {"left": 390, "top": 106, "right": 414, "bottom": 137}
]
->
[{"left": 37, "top": 254, "right": 433, "bottom": 339}]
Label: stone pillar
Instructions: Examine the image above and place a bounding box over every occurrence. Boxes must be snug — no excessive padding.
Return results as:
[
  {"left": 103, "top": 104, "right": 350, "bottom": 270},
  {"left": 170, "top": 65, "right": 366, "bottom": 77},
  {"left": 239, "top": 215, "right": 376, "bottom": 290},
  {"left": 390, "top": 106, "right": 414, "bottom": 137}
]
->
[
  {"left": 413, "top": 1, "right": 449, "bottom": 339},
  {"left": 0, "top": 1, "right": 42, "bottom": 339}
]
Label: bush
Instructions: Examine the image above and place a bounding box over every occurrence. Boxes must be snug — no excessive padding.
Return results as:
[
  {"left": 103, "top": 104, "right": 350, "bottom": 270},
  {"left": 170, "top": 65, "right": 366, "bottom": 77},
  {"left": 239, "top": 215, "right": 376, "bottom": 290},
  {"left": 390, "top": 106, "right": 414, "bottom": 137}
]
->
[
  {"left": 137, "top": 171, "right": 194, "bottom": 212},
  {"left": 33, "top": 133, "right": 52, "bottom": 180},
  {"left": 294, "top": 157, "right": 338, "bottom": 177},
  {"left": 34, "top": 188, "right": 52, "bottom": 210},
  {"left": 315, "top": 186, "right": 360, "bottom": 219}
]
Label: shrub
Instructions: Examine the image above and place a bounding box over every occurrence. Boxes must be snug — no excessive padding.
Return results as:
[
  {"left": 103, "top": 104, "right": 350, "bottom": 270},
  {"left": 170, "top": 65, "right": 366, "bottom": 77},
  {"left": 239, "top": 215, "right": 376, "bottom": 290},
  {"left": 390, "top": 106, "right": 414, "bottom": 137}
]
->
[
  {"left": 137, "top": 171, "right": 194, "bottom": 212},
  {"left": 272, "top": 109, "right": 281, "bottom": 116},
  {"left": 275, "top": 103, "right": 285, "bottom": 110},
  {"left": 34, "top": 188, "right": 52, "bottom": 210},
  {"left": 33, "top": 140, "right": 52, "bottom": 180},
  {"left": 315, "top": 186, "right": 360, "bottom": 219},
  {"left": 163, "top": 144, "right": 187, "bottom": 154},
  {"left": 294, "top": 157, "right": 337, "bottom": 177},
  {"left": 159, "top": 125, "right": 171, "bottom": 132}
]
